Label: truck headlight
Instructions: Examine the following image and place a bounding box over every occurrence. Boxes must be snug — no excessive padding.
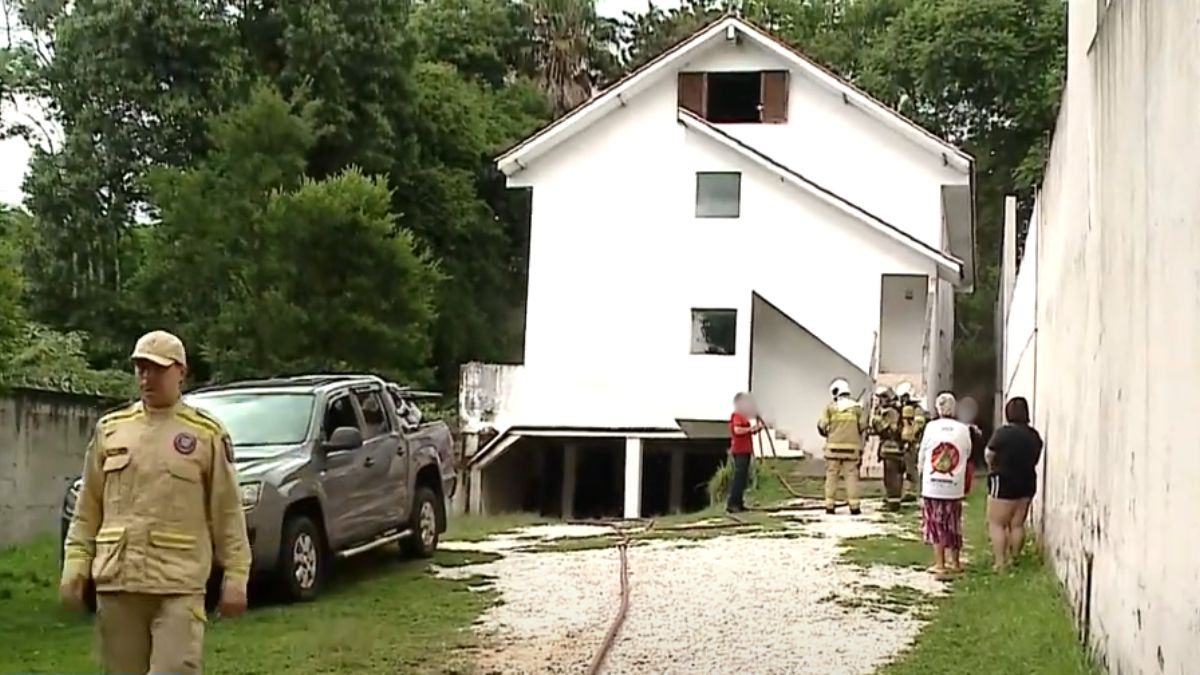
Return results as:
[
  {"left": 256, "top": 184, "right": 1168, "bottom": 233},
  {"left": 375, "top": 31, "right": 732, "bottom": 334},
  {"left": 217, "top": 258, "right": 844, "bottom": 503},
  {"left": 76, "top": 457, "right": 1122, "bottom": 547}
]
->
[{"left": 240, "top": 482, "right": 262, "bottom": 510}]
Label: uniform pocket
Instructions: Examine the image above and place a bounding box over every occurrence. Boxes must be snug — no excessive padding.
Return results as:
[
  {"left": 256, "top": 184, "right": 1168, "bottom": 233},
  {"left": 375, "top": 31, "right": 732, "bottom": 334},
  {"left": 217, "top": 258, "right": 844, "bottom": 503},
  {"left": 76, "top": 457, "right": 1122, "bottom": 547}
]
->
[
  {"left": 167, "top": 460, "right": 201, "bottom": 484},
  {"left": 165, "top": 460, "right": 204, "bottom": 523},
  {"left": 91, "top": 526, "right": 126, "bottom": 585},
  {"left": 101, "top": 451, "right": 131, "bottom": 513},
  {"left": 149, "top": 530, "right": 207, "bottom": 590}
]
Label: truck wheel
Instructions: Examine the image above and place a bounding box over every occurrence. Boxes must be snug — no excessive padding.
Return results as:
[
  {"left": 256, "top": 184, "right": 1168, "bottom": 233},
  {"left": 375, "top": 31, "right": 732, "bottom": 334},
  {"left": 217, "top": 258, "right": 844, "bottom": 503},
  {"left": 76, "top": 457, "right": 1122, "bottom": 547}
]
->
[
  {"left": 402, "top": 487, "right": 440, "bottom": 558},
  {"left": 277, "top": 515, "right": 323, "bottom": 602}
]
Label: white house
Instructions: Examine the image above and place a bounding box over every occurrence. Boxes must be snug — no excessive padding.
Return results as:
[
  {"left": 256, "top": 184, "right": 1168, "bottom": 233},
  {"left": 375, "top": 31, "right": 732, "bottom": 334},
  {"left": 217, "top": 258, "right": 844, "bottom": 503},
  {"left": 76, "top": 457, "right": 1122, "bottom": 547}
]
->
[{"left": 459, "top": 15, "right": 976, "bottom": 519}]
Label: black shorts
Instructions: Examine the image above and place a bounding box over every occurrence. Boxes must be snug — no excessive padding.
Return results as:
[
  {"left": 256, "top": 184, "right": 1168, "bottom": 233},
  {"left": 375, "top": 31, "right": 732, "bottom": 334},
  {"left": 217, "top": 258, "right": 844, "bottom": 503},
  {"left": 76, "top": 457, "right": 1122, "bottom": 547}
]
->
[{"left": 987, "top": 473, "right": 1037, "bottom": 500}]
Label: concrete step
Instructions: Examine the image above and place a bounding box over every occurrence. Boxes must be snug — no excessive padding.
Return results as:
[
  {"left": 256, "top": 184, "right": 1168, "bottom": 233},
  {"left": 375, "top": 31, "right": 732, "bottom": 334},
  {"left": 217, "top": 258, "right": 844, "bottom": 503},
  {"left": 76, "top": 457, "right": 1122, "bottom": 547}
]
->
[{"left": 755, "top": 428, "right": 805, "bottom": 459}]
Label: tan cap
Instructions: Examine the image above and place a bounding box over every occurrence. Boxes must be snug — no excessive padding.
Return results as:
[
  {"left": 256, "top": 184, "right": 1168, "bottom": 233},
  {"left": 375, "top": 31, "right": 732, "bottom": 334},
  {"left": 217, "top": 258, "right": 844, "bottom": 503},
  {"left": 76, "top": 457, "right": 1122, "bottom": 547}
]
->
[{"left": 130, "top": 330, "right": 187, "bottom": 367}]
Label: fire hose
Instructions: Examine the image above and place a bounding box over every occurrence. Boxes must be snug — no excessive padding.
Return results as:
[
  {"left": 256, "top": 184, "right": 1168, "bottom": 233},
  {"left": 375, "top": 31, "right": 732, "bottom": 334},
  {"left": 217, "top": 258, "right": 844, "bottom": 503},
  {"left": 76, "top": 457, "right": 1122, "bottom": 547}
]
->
[
  {"left": 585, "top": 519, "right": 651, "bottom": 675},
  {"left": 585, "top": 412, "right": 843, "bottom": 672}
]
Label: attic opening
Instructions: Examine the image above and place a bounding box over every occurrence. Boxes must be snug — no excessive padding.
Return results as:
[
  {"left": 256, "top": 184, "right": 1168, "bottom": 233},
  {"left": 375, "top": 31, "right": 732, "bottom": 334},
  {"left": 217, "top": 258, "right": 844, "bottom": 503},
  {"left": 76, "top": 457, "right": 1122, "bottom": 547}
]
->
[
  {"left": 707, "top": 72, "right": 762, "bottom": 122},
  {"left": 678, "top": 70, "right": 789, "bottom": 124}
]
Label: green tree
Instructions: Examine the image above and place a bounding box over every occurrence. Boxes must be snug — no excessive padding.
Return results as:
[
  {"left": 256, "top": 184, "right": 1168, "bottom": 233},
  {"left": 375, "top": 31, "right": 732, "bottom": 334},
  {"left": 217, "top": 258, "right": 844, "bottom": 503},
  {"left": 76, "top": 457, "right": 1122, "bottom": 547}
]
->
[
  {"left": 11, "top": 0, "right": 244, "bottom": 365},
  {"left": 135, "top": 85, "right": 442, "bottom": 383},
  {"left": 0, "top": 206, "right": 30, "bottom": 362},
  {"left": 517, "top": 0, "right": 620, "bottom": 115}
]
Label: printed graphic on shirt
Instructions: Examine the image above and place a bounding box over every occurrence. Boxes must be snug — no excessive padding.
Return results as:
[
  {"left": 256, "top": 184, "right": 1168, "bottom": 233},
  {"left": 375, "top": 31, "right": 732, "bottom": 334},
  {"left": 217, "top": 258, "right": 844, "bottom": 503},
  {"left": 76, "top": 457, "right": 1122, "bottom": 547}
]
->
[{"left": 930, "top": 441, "right": 960, "bottom": 475}]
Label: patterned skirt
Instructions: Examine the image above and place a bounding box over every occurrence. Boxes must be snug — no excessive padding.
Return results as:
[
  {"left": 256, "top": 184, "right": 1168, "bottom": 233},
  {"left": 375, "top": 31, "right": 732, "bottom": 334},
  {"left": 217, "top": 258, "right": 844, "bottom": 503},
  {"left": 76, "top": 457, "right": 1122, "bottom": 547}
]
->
[{"left": 921, "top": 497, "right": 964, "bottom": 549}]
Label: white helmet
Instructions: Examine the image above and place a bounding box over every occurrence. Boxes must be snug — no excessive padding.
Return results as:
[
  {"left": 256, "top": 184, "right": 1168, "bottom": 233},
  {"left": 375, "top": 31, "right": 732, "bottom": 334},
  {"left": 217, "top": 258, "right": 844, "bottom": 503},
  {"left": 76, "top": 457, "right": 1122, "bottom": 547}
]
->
[
  {"left": 895, "top": 381, "right": 914, "bottom": 398},
  {"left": 830, "top": 378, "right": 851, "bottom": 398}
]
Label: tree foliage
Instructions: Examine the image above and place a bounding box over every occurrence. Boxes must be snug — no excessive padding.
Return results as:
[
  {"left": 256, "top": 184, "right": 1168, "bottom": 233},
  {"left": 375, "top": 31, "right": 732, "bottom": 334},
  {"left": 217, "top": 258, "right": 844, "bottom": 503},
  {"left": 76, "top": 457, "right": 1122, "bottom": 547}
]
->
[
  {"left": 135, "top": 85, "right": 442, "bottom": 383},
  {"left": 0, "top": 0, "right": 1066, "bottom": 404}
]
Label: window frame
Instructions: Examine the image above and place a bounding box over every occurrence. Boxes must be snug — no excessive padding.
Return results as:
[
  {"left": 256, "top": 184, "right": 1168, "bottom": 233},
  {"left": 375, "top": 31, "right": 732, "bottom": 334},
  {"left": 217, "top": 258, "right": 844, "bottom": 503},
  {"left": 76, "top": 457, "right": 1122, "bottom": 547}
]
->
[
  {"left": 695, "top": 171, "right": 742, "bottom": 219},
  {"left": 322, "top": 392, "right": 363, "bottom": 442},
  {"left": 352, "top": 387, "right": 393, "bottom": 440},
  {"left": 690, "top": 307, "right": 738, "bottom": 356}
]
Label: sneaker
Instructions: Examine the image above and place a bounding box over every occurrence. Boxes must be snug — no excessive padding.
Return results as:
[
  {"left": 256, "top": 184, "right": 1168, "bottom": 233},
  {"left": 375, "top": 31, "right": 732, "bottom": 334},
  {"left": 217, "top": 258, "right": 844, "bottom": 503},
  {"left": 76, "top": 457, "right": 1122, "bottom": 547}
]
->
[
  {"left": 849, "top": 508, "right": 862, "bottom": 516},
  {"left": 825, "top": 507, "right": 836, "bottom": 515}
]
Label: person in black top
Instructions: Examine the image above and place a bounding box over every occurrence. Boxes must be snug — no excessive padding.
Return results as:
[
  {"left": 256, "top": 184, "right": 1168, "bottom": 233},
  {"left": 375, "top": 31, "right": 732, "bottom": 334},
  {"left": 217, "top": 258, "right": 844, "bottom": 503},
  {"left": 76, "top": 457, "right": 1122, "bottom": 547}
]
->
[{"left": 985, "top": 397, "right": 1044, "bottom": 571}]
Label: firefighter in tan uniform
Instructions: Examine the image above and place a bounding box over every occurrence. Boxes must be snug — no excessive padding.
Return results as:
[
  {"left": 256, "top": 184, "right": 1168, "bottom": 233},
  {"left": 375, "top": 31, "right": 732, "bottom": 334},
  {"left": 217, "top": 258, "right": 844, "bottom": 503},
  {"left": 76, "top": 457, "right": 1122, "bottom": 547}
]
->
[
  {"left": 817, "top": 378, "right": 868, "bottom": 515},
  {"left": 870, "top": 386, "right": 905, "bottom": 511},
  {"left": 895, "top": 381, "right": 927, "bottom": 502},
  {"left": 59, "top": 330, "right": 252, "bottom": 675}
]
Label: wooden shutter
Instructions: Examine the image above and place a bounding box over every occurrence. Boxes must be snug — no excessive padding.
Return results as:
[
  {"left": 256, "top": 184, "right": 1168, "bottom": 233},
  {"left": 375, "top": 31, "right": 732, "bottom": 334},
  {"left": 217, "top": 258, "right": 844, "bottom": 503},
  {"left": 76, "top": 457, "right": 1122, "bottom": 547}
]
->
[
  {"left": 678, "top": 72, "right": 706, "bottom": 116},
  {"left": 760, "top": 70, "right": 790, "bottom": 123}
]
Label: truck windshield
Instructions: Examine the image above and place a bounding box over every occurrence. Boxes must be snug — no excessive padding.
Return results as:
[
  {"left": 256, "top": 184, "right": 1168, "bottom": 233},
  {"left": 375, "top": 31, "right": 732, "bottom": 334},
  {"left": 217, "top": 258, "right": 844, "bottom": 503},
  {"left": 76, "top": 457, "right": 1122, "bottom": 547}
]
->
[{"left": 187, "top": 392, "right": 315, "bottom": 447}]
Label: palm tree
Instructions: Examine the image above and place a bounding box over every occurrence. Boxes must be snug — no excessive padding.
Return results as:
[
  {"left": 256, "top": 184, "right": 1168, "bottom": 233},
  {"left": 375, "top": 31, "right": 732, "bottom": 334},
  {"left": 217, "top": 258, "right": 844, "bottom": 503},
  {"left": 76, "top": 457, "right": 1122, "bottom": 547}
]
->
[{"left": 520, "top": 0, "right": 618, "bottom": 117}]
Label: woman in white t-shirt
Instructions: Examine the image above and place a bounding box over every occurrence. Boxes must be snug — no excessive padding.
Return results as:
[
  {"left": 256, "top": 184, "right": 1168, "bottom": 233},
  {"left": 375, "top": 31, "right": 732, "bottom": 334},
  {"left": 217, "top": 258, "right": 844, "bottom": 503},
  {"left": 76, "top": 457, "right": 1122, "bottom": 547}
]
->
[{"left": 918, "top": 392, "right": 973, "bottom": 579}]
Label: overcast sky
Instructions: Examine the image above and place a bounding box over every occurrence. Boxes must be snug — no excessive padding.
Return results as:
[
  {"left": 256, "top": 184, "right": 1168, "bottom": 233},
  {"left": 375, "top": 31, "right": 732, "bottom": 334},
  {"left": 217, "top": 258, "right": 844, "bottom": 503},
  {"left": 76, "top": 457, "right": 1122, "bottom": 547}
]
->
[{"left": 0, "top": 0, "right": 682, "bottom": 207}]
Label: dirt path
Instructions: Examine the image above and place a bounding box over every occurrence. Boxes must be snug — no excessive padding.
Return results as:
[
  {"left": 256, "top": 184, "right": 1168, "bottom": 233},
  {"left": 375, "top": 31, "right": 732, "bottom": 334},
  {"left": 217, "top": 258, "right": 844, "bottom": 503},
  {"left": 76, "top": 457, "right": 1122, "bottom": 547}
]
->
[{"left": 437, "top": 503, "right": 946, "bottom": 674}]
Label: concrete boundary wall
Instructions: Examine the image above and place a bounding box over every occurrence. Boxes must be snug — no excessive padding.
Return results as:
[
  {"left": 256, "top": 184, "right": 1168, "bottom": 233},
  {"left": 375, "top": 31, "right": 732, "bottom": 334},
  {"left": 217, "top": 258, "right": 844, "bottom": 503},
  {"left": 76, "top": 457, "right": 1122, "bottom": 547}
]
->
[
  {"left": 1003, "top": 2, "right": 1200, "bottom": 673},
  {"left": 0, "top": 388, "right": 111, "bottom": 547}
]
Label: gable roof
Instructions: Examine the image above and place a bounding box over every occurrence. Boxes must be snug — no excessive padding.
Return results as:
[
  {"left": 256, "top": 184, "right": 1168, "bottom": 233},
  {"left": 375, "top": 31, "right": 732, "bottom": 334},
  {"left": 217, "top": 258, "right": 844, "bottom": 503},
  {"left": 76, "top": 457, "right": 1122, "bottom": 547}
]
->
[
  {"left": 496, "top": 14, "right": 973, "bottom": 176},
  {"left": 678, "top": 109, "right": 965, "bottom": 282}
]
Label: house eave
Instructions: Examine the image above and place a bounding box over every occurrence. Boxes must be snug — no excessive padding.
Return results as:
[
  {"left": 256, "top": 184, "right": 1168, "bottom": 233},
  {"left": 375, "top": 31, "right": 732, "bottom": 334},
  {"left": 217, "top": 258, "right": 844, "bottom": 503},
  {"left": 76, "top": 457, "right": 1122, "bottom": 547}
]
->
[{"left": 678, "top": 110, "right": 965, "bottom": 283}]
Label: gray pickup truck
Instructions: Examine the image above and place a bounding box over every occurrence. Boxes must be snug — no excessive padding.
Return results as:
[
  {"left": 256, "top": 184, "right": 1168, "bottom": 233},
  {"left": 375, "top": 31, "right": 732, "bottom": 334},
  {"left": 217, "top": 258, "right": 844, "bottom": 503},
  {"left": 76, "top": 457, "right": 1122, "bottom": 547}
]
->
[{"left": 60, "top": 373, "right": 456, "bottom": 606}]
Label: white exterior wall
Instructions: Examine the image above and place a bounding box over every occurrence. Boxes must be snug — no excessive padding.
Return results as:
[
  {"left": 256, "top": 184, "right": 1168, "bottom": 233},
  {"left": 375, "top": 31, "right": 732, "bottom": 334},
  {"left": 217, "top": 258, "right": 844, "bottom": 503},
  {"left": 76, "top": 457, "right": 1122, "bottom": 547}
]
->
[
  {"left": 1003, "top": 205, "right": 1037, "bottom": 404},
  {"left": 926, "top": 276, "right": 955, "bottom": 396},
  {"left": 748, "top": 294, "right": 868, "bottom": 453},
  {"left": 685, "top": 41, "right": 969, "bottom": 250},
  {"left": 1001, "top": 2, "right": 1200, "bottom": 673}
]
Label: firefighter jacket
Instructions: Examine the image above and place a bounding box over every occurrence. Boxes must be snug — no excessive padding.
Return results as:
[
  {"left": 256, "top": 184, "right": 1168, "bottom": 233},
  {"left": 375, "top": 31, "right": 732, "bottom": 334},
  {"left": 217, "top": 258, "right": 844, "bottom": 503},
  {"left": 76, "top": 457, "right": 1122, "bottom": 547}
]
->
[
  {"left": 900, "top": 402, "right": 927, "bottom": 448},
  {"left": 817, "top": 397, "right": 867, "bottom": 460},
  {"left": 61, "top": 401, "right": 252, "bottom": 596},
  {"left": 871, "top": 403, "right": 904, "bottom": 457}
]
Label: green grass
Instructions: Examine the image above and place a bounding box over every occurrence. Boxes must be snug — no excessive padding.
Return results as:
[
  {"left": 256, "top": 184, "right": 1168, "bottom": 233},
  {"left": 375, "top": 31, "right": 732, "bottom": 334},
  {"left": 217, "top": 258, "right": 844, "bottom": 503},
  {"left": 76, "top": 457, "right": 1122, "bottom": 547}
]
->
[
  {"left": 875, "top": 492, "right": 1101, "bottom": 675},
  {"left": 831, "top": 583, "right": 934, "bottom": 615},
  {"left": 443, "top": 512, "right": 548, "bottom": 542},
  {"left": 841, "top": 533, "right": 930, "bottom": 570},
  {"left": 0, "top": 535, "right": 497, "bottom": 675}
]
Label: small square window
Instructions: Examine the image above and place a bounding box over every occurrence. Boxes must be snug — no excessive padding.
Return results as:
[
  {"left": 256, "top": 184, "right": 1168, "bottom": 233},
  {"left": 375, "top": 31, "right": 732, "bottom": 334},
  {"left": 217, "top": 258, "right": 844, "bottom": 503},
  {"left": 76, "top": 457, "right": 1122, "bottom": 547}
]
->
[
  {"left": 695, "top": 172, "right": 741, "bottom": 218},
  {"left": 691, "top": 308, "right": 737, "bottom": 355}
]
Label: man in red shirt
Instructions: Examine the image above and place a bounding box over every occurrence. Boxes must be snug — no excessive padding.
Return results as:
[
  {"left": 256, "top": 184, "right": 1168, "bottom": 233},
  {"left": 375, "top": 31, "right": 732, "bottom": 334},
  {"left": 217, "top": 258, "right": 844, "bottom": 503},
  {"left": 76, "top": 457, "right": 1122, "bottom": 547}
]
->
[{"left": 727, "top": 393, "right": 763, "bottom": 513}]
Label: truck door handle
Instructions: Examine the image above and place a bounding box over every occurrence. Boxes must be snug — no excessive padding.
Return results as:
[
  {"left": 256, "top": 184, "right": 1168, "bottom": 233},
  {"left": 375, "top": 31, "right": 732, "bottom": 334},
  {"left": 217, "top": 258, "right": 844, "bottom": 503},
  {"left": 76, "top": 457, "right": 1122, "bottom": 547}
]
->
[{"left": 364, "top": 456, "right": 376, "bottom": 467}]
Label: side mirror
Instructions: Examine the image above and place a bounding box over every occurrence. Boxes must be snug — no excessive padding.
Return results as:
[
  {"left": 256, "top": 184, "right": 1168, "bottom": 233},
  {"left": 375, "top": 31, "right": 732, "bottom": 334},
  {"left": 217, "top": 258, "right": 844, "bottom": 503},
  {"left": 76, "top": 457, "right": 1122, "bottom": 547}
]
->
[{"left": 324, "top": 426, "right": 363, "bottom": 452}]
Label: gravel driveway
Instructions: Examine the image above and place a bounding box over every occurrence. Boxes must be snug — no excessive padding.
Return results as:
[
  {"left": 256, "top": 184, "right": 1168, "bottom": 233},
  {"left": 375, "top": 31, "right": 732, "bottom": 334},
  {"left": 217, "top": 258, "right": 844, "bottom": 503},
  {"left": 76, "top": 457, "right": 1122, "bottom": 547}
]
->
[{"left": 438, "top": 503, "right": 945, "bottom": 674}]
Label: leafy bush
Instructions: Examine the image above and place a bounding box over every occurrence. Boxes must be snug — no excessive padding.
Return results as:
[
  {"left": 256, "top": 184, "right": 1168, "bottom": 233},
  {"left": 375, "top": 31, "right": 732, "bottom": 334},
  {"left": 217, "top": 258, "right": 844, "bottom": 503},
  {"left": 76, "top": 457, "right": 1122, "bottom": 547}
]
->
[
  {"left": 0, "top": 323, "right": 137, "bottom": 399},
  {"left": 706, "top": 456, "right": 758, "bottom": 505}
]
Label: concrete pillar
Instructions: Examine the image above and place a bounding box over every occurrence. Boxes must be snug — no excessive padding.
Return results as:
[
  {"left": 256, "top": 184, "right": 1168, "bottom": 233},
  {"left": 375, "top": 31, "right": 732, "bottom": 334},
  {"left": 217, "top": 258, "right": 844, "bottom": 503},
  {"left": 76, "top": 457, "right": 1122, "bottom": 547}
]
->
[
  {"left": 669, "top": 448, "right": 685, "bottom": 514},
  {"left": 561, "top": 443, "right": 579, "bottom": 519},
  {"left": 468, "top": 465, "right": 484, "bottom": 514},
  {"left": 623, "top": 437, "right": 643, "bottom": 519}
]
